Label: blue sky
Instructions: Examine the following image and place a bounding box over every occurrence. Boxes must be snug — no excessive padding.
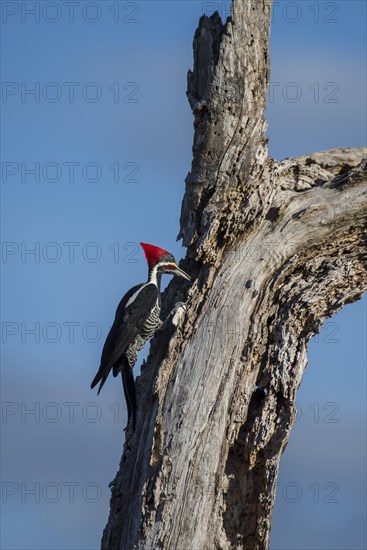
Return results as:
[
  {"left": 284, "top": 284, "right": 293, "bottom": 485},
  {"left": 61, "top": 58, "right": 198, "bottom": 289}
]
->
[{"left": 1, "top": 1, "right": 366, "bottom": 549}]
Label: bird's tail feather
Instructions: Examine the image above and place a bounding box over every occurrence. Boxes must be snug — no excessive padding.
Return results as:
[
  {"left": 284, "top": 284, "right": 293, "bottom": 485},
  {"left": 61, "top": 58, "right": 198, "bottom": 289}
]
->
[
  {"left": 90, "top": 373, "right": 100, "bottom": 390},
  {"left": 121, "top": 362, "right": 137, "bottom": 431},
  {"left": 91, "top": 369, "right": 104, "bottom": 391},
  {"left": 97, "top": 376, "right": 108, "bottom": 395},
  {"left": 91, "top": 360, "right": 136, "bottom": 430}
]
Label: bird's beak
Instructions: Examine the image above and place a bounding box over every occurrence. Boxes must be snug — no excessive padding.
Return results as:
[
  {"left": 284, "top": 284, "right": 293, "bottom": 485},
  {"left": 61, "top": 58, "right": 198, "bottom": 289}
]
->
[{"left": 171, "top": 263, "right": 191, "bottom": 281}]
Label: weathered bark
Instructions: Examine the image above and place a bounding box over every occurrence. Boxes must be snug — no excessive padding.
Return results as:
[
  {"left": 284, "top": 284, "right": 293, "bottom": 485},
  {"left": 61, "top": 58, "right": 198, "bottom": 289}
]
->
[{"left": 101, "top": 1, "right": 367, "bottom": 549}]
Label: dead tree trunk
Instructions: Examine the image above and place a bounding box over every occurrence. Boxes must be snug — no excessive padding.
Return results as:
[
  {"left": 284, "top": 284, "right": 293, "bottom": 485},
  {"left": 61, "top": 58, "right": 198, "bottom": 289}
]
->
[{"left": 101, "top": 1, "right": 367, "bottom": 549}]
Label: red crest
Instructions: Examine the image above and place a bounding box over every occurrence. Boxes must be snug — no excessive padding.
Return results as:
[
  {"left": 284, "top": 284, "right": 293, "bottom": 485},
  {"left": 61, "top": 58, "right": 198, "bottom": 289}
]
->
[{"left": 140, "top": 242, "right": 171, "bottom": 268}]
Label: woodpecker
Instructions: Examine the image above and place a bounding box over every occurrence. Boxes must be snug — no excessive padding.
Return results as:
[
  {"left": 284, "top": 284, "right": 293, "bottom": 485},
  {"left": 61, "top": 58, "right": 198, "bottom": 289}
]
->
[{"left": 90, "top": 242, "right": 190, "bottom": 430}]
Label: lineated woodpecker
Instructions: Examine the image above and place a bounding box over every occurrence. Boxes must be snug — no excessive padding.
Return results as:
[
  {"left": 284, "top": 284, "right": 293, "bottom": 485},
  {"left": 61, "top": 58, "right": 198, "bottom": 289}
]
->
[{"left": 90, "top": 242, "right": 190, "bottom": 430}]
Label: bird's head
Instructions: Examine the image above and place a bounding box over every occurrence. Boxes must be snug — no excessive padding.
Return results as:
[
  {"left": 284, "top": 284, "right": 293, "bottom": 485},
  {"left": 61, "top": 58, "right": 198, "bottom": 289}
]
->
[{"left": 140, "top": 242, "right": 191, "bottom": 281}]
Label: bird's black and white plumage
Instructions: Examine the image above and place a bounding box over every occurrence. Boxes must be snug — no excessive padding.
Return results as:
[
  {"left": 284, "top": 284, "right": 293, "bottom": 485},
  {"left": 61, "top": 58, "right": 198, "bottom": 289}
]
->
[{"left": 90, "top": 242, "right": 190, "bottom": 430}]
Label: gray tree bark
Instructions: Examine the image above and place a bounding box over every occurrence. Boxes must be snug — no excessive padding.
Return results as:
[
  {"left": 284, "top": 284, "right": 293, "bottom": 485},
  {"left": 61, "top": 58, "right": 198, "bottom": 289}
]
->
[{"left": 101, "top": 1, "right": 367, "bottom": 549}]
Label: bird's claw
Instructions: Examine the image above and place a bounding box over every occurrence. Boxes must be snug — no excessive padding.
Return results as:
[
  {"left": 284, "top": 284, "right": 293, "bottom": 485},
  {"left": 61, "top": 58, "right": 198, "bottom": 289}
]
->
[
  {"left": 159, "top": 302, "right": 187, "bottom": 331},
  {"left": 171, "top": 302, "right": 186, "bottom": 327}
]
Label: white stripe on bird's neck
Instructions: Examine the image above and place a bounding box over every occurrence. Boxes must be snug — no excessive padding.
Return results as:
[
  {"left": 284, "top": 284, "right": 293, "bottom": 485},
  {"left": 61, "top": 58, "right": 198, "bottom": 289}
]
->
[
  {"left": 126, "top": 261, "right": 173, "bottom": 308},
  {"left": 148, "top": 261, "right": 174, "bottom": 287},
  {"left": 149, "top": 264, "right": 159, "bottom": 286}
]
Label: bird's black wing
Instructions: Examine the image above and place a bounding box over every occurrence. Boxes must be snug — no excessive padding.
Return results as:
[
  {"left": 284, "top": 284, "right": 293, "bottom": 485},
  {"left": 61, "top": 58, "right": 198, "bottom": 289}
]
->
[
  {"left": 99, "top": 284, "right": 142, "bottom": 368},
  {"left": 90, "top": 283, "right": 159, "bottom": 393}
]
